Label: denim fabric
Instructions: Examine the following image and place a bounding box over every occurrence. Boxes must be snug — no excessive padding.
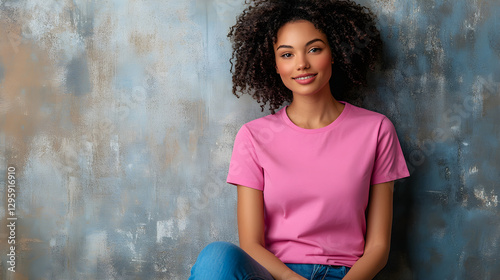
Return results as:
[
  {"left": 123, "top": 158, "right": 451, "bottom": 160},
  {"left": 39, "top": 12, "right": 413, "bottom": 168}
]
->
[
  {"left": 189, "top": 241, "right": 274, "bottom": 280},
  {"left": 285, "top": 263, "right": 350, "bottom": 280},
  {"left": 189, "top": 241, "right": 350, "bottom": 280}
]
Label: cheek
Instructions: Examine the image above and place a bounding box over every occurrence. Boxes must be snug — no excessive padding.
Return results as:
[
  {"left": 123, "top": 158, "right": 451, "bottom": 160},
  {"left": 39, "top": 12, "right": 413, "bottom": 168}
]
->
[
  {"left": 275, "top": 60, "right": 288, "bottom": 74},
  {"left": 316, "top": 57, "right": 333, "bottom": 80},
  {"left": 275, "top": 62, "right": 293, "bottom": 88},
  {"left": 317, "top": 57, "right": 332, "bottom": 72}
]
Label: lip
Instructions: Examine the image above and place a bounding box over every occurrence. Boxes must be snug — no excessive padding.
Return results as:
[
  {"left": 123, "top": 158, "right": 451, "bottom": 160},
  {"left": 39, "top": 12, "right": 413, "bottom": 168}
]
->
[{"left": 292, "top": 73, "right": 317, "bottom": 85}]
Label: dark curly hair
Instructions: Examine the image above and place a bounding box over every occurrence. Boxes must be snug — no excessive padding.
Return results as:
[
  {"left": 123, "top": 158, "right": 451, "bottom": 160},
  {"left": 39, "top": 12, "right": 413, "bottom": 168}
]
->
[{"left": 228, "top": 0, "right": 382, "bottom": 114}]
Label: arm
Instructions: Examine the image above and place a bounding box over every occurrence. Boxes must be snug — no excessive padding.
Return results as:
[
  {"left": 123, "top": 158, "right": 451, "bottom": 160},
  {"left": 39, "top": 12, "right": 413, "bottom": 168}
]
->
[
  {"left": 343, "top": 181, "right": 394, "bottom": 280},
  {"left": 237, "top": 185, "right": 307, "bottom": 280}
]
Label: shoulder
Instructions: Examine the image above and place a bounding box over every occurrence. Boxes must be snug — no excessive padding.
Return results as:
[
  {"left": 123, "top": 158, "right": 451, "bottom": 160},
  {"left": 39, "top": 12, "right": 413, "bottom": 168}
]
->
[
  {"left": 237, "top": 107, "right": 286, "bottom": 137},
  {"left": 344, "top": 103, "right": 397, "bottom": 136},
  {"left": 346, "top": 103, "right": 388, "bottom": 124}
]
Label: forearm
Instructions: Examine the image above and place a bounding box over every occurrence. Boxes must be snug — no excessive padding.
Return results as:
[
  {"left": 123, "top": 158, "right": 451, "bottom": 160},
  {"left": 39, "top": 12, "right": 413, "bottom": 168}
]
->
[
  {"left": 342, "top": 245, "right": 389, "bottom": 280},
  {"left": 241, "top": 243, "right": 306, "bottom": 280}
]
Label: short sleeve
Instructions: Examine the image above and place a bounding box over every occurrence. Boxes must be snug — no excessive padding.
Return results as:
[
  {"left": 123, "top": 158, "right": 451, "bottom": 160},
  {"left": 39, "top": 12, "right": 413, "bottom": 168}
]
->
[
  {"left": 226, "top": 125, "right": 264, "bottom": 190},
  {"left": 371, "top": 117, "right": 410, "bottom": 185}
]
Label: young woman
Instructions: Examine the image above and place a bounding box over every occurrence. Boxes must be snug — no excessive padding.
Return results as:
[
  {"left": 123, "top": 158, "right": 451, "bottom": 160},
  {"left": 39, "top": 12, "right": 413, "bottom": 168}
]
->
[{"left": 190, "top": 1, "right": 409, "bottom": 279}]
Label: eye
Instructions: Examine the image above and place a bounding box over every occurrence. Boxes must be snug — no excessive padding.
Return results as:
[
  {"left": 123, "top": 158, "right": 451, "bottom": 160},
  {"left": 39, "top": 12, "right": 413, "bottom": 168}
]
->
[
  {"left": 280, "top": 53, "right": 293, "bottom": 58},
  {"left": 309, "top": 47, "right": 322, "bottom": 53}
]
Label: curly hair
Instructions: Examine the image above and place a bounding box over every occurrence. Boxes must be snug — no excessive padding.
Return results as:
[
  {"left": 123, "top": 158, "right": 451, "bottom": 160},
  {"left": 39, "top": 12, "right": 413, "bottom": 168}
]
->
[{"left": 228, "top": 0, "right": 382, "bottom": 114}]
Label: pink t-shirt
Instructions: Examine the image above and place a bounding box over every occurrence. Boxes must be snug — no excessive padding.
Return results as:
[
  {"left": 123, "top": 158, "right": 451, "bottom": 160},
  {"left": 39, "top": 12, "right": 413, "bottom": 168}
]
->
[{"left": 226, "top": 102, "right": 410, "bottom": 267}]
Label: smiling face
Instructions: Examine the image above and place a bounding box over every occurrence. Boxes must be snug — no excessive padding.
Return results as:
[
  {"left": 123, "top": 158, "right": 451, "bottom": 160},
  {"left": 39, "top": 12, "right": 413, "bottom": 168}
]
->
[{"left": 274, "top": 20, "right": 333, "bottom": 97}]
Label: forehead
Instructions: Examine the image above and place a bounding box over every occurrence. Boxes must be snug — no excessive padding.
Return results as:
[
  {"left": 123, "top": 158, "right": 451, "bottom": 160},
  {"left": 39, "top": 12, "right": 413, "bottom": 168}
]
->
[{"left": 275, "top": 20, "right": 328, "bottom": 45}]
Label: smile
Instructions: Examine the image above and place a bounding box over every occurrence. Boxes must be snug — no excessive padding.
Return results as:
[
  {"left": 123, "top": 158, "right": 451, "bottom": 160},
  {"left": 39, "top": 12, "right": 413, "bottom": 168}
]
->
[
  {"left": 294, "top": 75, "right": 316, "bottom": 80},
  {"left": 292, "top": 74, "right": 317, "bottom": 85}
]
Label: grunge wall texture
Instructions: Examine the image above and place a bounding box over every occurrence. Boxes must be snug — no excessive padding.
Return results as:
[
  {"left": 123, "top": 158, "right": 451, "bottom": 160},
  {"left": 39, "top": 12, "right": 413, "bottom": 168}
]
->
[{"left": 0, "top": 0, "right": 499, "bottom": 279}]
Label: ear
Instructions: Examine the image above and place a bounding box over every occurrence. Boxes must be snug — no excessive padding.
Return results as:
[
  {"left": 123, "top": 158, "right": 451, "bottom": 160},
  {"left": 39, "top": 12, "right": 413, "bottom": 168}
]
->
[{"left": 276, "top": 65, "right": 280, "bottom": 74}]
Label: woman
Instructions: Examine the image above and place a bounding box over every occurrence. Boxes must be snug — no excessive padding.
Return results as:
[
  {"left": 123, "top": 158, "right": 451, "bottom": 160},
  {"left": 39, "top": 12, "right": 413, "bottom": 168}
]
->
[{"left": 190, "top": 0, "right": 409, "bottom": 279}]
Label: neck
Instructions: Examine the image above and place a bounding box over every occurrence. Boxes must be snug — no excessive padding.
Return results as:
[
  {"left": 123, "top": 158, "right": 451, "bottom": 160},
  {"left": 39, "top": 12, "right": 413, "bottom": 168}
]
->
[{"left": 286, "top": 87, "right": 344, "bottom": 129}]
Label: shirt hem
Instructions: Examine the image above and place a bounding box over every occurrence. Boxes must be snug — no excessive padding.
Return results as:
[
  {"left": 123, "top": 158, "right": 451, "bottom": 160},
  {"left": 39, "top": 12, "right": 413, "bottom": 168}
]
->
[{"left": 226, "top": 180, "right": 263, "bottom": 191}]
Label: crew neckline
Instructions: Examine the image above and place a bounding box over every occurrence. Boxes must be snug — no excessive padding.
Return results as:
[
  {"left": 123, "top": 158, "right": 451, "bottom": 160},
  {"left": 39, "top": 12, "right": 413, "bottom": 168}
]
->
[{"left": 280, "top": 101, "right": 351, "bottom": 133}]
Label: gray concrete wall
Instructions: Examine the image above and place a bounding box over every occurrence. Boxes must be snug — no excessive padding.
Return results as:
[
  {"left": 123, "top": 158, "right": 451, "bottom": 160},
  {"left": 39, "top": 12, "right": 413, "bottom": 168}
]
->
[{"left": 0, "top": 0, "right": 498, "bottom": 279}]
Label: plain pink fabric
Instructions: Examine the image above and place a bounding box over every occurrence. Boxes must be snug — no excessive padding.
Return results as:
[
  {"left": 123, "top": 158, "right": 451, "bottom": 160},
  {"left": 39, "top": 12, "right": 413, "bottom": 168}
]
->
[{"left": 226, "top": 102, "right": 409, "bottom": 267}]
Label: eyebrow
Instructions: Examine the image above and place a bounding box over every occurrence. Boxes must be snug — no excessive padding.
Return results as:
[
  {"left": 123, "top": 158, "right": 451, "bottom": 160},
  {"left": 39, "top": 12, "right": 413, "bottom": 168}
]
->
[{"left": 276, "top": 38, "right": 326, "bottom": 51}]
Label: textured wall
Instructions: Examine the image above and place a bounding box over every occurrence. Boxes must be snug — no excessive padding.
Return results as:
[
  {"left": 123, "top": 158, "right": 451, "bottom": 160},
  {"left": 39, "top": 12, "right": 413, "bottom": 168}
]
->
[{"left": 0, "top": 0, "right": 499, "bottom": 279}]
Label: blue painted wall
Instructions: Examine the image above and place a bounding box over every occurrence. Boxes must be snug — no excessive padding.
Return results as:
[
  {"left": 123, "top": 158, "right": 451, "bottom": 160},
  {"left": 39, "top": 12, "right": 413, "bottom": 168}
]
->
[{"left": 0, "top": 0, "right": 498, "bottom": 279}]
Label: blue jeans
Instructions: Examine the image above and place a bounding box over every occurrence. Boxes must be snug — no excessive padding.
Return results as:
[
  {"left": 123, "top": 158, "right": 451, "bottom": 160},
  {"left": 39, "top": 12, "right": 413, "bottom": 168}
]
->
[{"left": 189, "top": 242, "right": 350, "bottom": 280}]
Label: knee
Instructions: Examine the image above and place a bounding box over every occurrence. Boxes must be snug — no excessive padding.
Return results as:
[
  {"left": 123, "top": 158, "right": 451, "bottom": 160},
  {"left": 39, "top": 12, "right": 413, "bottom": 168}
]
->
[
  {"left": 197, "top": 241, "right": 241, "bottom": 263},
  {"left": 190, "top": 242, "right": 244, "bottom": 279}
]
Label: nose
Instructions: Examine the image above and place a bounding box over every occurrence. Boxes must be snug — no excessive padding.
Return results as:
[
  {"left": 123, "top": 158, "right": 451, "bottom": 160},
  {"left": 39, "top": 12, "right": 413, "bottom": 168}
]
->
[{"left": 296, "top": 54, "right": 310, "bottom": 70}]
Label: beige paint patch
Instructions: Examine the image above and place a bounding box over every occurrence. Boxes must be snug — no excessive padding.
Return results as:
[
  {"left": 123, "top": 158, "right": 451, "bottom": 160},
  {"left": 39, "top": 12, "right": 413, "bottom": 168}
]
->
[
  {"left": 146, "top": 127, "right": 180, "bottom": 173},
  {"left": 188, "top": 100, "right": 207, "bottom": 156},
  {"left": 130, "top": 31, "right": 158, "bottom": 55},
  {"left": 0, "top": 22, "right": 81, "bottom": 171}
]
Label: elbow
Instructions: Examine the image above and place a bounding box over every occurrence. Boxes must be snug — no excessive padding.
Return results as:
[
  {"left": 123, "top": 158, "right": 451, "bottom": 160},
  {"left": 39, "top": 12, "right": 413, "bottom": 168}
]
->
[
  {"left": 378, "top": 243, "right": 390, "bottom": 266},
  {"left": 379, "top": 250, "right": 389, "bottom": 268},
  {"left": 239, "top": 240, "right": 264, "bottom": 255},
  {"left": 239, "top": 241, "right": 252, "bottom": 253},
  {"left": 364, "top": 242, "right": 391, "bottom": 269}
]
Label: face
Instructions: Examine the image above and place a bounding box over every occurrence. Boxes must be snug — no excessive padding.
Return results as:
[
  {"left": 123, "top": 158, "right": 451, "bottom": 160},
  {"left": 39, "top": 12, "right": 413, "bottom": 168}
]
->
[{"left": 274, "top": 20, "right": 333, "bottom": 97}]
